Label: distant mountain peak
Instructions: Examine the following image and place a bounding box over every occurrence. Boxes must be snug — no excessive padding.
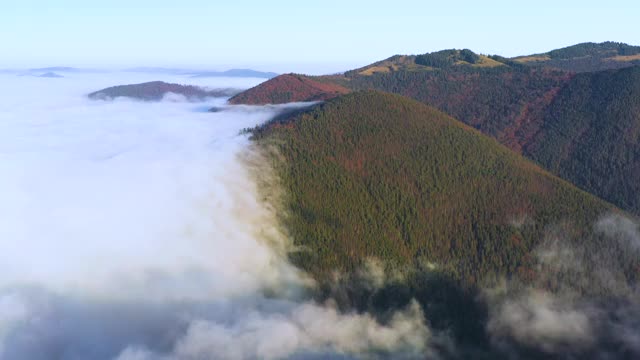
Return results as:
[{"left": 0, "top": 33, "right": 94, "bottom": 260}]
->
[
  {"left": 88, "top": 81, "right": 241, "bottom": 101},
  {"left": 37, "top": 72, "right": 64, "bottom": 78}
]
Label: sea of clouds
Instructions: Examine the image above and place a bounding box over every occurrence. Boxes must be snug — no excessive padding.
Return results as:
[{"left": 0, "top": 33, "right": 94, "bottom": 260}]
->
[
  {"left": 0, "top": 72, "right": 428, "bottom": 360},
  {"left": 3, "top": 70, "right": 639, "bottom": 360}
]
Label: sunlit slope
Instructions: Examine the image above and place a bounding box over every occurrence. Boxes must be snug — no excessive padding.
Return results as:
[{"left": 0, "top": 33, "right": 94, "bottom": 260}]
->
[
  {"left": 229, "top": 49, "right": 573, "bottom": 154},
  {"left": 513, "top": 41, "right": 640, "bottom": 72},
  {"left": 232, "top": 49, "right": 640, "bottom": 219},
  {"left": 344, "top": 50, "right": 505, "bottom": 77},
  {"left": 251, "top": 91, "right": 622, "bottom": 286}
]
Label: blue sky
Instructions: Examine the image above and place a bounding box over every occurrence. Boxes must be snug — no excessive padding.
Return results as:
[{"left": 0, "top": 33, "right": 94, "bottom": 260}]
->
[{"left": 1, "top": 0, "right": 638, "bottom": 73}]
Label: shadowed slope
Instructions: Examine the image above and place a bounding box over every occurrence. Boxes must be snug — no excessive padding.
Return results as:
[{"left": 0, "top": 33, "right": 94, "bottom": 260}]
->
[
  {"left": 527, "top": 66, "right": 640, "bottom": 215},
  {"left": 231, "top": 47, "right": 640, "bottom": 218},
  {"left": 250, "top": 91, "right": 640, "bottom": 358}
]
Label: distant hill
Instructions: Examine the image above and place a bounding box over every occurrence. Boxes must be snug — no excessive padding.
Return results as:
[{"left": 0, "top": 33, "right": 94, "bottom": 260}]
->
[
  {"left": 37, "top": 72, "right": 63, "bottom": 78},
  {"left": 345, "top": 50, "right": 505, "bottom": 77},
  {"left": 250, "top": 91, "right": 634, "bottom": 356},
  {"left": 88, "top": 81, "right": 241, "bottom": 101},
  {"left": 513, "top": 42, "right": 640, "bottom": 72},
  {"left": 228, "top": 74, "right": 349, "bottom": 104}
]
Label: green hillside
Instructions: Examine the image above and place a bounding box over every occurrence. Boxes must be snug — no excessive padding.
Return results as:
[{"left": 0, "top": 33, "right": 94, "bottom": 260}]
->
[
  {"left": 252, "top": 91, "right": 629, "bottom": 284},
  {"left": 344, "top": 65, "right": 570, "bottom": 153},
  {"left": 251, "top": 91, "right": 638, "bottom": 356},
  {"left": 527, "top": 66, "right": 640, "bottom": 214},
  {"left": 344, "top": 42, "right": 640, "bottom": 77},
  {"left": 344, "top": 49, "right": 506, "bottom": 77}
]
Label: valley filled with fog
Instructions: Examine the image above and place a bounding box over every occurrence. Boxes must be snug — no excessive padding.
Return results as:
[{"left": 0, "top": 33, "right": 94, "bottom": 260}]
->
[{"left": 0, "top": 73, "right": 427, "bottom": 360}]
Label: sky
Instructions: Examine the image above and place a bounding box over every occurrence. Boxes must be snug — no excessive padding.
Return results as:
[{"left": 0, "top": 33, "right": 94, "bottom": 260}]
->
[{"left": 1, "top": 0, "right": 638, "bottom": 74}]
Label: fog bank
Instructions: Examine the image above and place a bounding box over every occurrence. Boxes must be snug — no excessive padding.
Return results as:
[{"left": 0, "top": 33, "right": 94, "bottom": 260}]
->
[{"left": 0, "top": 73, "right": 428, "bottom": 359}]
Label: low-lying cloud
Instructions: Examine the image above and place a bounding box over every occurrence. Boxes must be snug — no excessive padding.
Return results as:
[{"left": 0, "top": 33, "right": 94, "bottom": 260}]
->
[
  {"left": 488, "top": 289, "right": 594, "bottom": 353},
  {"left": 487, "top": 214, "right": 640, "bottom": 358},
  {"left": 0, "top": 73, "right": 429, "bottom": 359}
]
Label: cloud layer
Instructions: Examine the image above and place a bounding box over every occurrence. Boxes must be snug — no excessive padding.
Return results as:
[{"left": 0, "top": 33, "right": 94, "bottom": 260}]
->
[
  {"left": 0, "top": 73, "right": 428, "bottom": 359},
  {"left": 486, "top": 214, "right": 640, "bottom": 358}
]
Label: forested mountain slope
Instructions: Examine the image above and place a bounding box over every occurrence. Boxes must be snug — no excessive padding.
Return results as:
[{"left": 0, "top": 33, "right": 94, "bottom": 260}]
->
[
  {"left": 234, "top": 49, "right": 640, "bottom": 217},
  {"left": 526, "top": 65, "right": 640, "bottom": 214},
  {"left": 250, "top": 91, "right": 638, "bottom": 358},
  {"left": 252, "top": 91, "right": 624, "bottom": 283}
]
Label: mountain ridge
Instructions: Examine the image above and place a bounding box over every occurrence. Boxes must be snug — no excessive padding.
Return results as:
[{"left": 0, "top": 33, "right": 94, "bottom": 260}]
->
[
  {"left": 513, "top": 41, "right": 640, "bottom": 72},
  {"left": 230, "top": 43, "right": 640, "bottom": 217}
]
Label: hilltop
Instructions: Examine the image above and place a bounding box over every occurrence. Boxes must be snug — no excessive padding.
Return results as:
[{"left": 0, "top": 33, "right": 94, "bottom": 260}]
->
[
  {"left": 88, "top": 81, "right": 241, "bottom": 101},
  {"left": 345, "top": 49, "right": 505, "bottom": 77},
  {"left": 343, "top": 43, "right": 640, "bottom": 76},
  {"left": 228, "top": 74, "right": 349, "bottom": 105},
  {"left": 37, "top": 72, "right": 64, "bottom": 78},
  {"left": 513, "top": 41, "right": 640, "bottom": 72}
]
